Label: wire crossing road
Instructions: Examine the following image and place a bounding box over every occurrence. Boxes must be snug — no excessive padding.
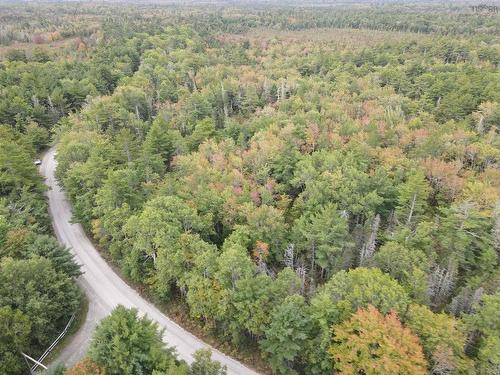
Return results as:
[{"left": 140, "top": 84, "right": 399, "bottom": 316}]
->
[{"left": 41, "top": 148, "right": 260, "bottom": 375}]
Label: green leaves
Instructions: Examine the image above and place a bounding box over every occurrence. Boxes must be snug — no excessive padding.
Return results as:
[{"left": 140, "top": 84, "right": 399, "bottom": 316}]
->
[
  {"left": 19, "top": 14, "right": 496, "bottom": 375},
  {"left": 306, "top": 268, "right": 410, "bottom": 374},
  {"left": 188, "top": 349, "right": 227, "bottom": 375},
  {"left": 0, "top": 257, "right": 81, "bottom": 349},
  {"left": 26, "top": 235, "right": 82, "bottom": 278},
  {"left": 122, "top": 195, "right": 214, "bottom": 295},
  {"left": 89, "top": 306, "right": 182, "bottom": 375},
  {"left": 0, "top": 306, "right": 31, "bottom": 375},
  {"left": 404, "top": 303, "right": 474, "bottom": 373},
  {"left": 293, "top": 203, "right": 353, "bottom": 277},
  {"left": 0, "top": 132, "right": 44, "bottom": 197},
  {"left": 260, "top": 295, "right": 311, "bottom": 375},
  {"left": 311, "top": 268, "right": 409, "bottom": 325}
]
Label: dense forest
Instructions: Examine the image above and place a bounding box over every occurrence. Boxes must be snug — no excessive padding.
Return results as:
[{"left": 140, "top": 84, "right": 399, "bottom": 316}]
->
[{"left": 0, "top": 1, "right": 499, "bottom": 375}]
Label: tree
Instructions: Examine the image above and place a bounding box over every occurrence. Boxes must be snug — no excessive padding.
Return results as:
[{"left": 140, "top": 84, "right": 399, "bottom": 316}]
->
[
  {"left": 307, "top": 268, "right": 409, "bottom": 374},
  {"left": 89, "top": 306, "right": 182, "bottom": 375},
  {"left": 404, "top": 304, "right": 474, "bottom": 374},
  {"left": 0, "top": 257, "right": 80, "bottom": 349},
  {"left": 476, "top": 336, "right": 500, "bottom": 375},
  {"left": 372, "top": 241, "right": 429, "bottom": 303},
  {"left": 396, "top": 170, "right": 431, "bottom": 227},
  {"left": 293, "top": 203, "right": 353, "bottom": 280},
  {"left": 26, "top": 234, "right": 81, "bottom": 278},
  {"left": 215, "top": 242, "right": 254, "bottom": 290},
  {"left": 463, "top": 294, "right": 500, "bottom": 373},
  {"left": 463, "top": 293, "right": 499, "bottom": 338},
  {"left": 260, "top": 295, "right": 311, "bottom": 375},
  {"left": 187, "top": 349, "right": 227, "bottom": 375},
  {"left": 8, "top": 12, "right": 496, "bottom": 375},
  {"left": 24, "top": 122, "right": 50, "bottom": 152},
  {"left": 329, "top": 305, "right": 428, "bottom": 375},
  {"left": 244, "top": 204, "right": 288, "bottom": 261},
  {"left": 188, "top": 118, "right": 216, "bottom": 151},
  {"left": 61, "top": 153, "right": 110, "bottom": 227},
  {"left": 0, "top": 306, "right": 31, "bottom": 375},
  {"left": 0, "top": 137, "right": 44, "bottom": 197},
  {"left": 230, "top": 268, "right": 300, "bottom": 338},
  {"left": 435, "top": 204, "right": 496, "bottom": 289},
  {"left": 5, "top": 49, "right": 27, "bottom": 62},
  {"left": 472, "top": 101, "right": 500, "bottom": 135},
  {"left": 311, "top": 267, "right": 409, "bottom": 326},
  {"left": 94, "top": 168, "right": 145, "bottom": 216},
  {"left": 123, "top": 195, "right": 208, "bottom": 283},
  {"left": 143, "top": 117, "right": 176, "bottom": 170},
  {"left": 31, "top": 47, "right": 51, "bottom": 63},
  {"left": 154, "top": 233, "right": 216, "bottom": 298},
  {"left": 185, "top": 272, "right": 229, "bottom": 330}
]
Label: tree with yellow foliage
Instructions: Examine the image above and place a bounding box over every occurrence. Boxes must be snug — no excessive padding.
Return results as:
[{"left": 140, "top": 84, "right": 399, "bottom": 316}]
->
[{"left": 329, "top": 305, "right": 427, "bottom": 375}]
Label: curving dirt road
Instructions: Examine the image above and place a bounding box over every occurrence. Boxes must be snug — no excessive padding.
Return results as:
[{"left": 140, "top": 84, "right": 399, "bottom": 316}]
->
[{"left": 41, "top": 148, "right": 259, "bottom": 374}]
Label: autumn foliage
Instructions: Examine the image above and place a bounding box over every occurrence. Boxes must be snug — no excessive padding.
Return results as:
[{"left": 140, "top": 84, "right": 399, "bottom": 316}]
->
[
  {"left": 66, "top": 358, "right": 106, "bottom": 375},
  {"left": 329, "top": 305, "right": 428, "bottom": 375}
]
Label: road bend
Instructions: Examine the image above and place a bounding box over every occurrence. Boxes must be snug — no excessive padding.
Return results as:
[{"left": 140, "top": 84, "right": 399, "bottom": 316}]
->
[{"left": 41, "top": 148, "right": 259, "bottom": 375}]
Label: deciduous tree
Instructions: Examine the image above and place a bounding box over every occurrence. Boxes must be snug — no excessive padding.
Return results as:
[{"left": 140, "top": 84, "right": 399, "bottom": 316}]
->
[{"left": 329, "top": 305, "right": 427, "bottom": 375}]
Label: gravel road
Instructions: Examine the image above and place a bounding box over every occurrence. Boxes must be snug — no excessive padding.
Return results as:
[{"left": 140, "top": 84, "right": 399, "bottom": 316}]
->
[{"left": 41, "top": 148, "right": 260, "bottom": 375}]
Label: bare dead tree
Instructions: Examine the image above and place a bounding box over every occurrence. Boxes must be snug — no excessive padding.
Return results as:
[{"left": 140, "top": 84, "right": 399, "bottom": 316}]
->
[
  {"left": 179, "top": 285, "right": 187, "bottom": 297},
  {"left": 47, "top": 95, "right": 55, "bottom": 112},
  {"left": 340, "top": 209, "right": 349, "bottom": 220},
  {"left": 309, "top": 241, "right": 316, "bottom": 291},
  {"left": 221, "top": 82, "right": 229, "bottom": 119},
  {"left": 449, "top": 287, "right": 484, "bottom": 316},
  {"left": 407, "top": 192, "right": 417, "bottom": 226},
  {"left": 263, "top": 77, "right": 272, "bottom": 103},
  {"left": 428, "top": 265, "right": 455, "bottom": 308},
  {"left": 295, "top": 263, "right": 307, "bottom": 295},
  {"left": 187, "top": 70, "right": 197, "bottom": 91},
  {"left": 457, "top": 201, "right": 474, "bottom": 231},
  {"left": 142, "top": 250, "right": 157, "bottom": 265},
  {"left": 431, "top": 345, "right": 456, "bottom": 375},
  {"left": 283, "top": 243, "right": 295, "bottom": 269},
  {"left": 276, "top": 78, "right": 287, "bottom": 102},
  {"left": 359, "top": 214, "right": 380, "bottom": 266},
  {"left": 476, "top": 113, "right": 485, "bottom": 134},
  {"left": 256, "top": 257, "right": 271, "bottom": 276}
]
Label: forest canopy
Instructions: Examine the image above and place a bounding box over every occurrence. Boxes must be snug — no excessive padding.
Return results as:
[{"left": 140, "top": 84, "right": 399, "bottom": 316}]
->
[{"left": 0, "top": 1, "right": 498, "bottom": 374}]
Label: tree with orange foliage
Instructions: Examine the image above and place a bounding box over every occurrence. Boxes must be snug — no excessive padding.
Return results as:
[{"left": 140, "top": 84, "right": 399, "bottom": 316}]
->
[
  {"left": 329, "top": 305, "right": 428, "bottom": 375},
  {"left": 66, "top": 358, "right": 106, "bottom": 375}
]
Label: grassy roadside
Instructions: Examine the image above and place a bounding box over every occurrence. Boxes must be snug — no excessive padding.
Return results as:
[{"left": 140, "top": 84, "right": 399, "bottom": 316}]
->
[{"left": 43, "top": 292, "right": 89, "bottom": 367}]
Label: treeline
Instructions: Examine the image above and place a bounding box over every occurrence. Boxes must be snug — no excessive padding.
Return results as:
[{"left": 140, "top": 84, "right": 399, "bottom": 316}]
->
[
  {"left": 1, "top": 2, "right": 498, "bottom": 48},
  {"left": 0, "top": 29, "right": 151, "bottom": 374},
  {"left": 54, "top": 22, "right": 499, "bottom": 375},
  {"left": 0, "top": 124, "right": 82, "bottom": 375},
  {"left": 188, "top": 7, "right": 500, "bottom": 36}
]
